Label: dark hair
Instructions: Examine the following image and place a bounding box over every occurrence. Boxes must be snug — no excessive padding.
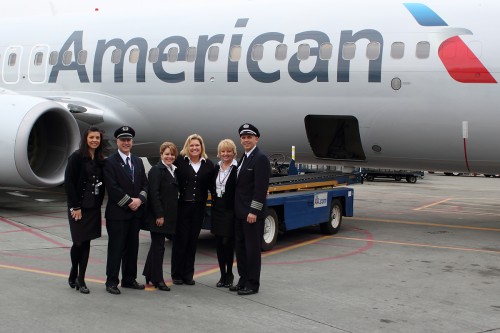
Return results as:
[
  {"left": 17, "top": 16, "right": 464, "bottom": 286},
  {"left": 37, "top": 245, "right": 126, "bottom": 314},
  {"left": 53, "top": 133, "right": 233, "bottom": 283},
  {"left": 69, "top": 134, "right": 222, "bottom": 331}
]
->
[{"left": 79, "top": 126, "right": 105, "bottom": 160}]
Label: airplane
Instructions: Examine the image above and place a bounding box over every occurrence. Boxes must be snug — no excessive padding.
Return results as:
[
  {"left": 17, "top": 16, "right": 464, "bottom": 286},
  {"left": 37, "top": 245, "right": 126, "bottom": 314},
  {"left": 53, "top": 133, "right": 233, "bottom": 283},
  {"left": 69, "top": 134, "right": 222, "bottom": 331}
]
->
[{"left": 0, "top": 0, "right": 499, "bottom": 189}]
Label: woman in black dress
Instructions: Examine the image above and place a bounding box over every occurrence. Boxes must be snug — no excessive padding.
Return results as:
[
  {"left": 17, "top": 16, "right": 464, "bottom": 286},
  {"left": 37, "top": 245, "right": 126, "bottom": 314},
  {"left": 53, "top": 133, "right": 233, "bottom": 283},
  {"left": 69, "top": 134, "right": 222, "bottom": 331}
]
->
[
  {"left": 65, "top": 127, "right": 105, "bottom": 294},
  {"left": 211, "top": 139, "right": 238, "bottom": 288},
  {"left": 143, "top": 142, "right": 179, "bottom": 291},
  {"left": 172, "top": 134, "right": 215, "bottom": 285}
]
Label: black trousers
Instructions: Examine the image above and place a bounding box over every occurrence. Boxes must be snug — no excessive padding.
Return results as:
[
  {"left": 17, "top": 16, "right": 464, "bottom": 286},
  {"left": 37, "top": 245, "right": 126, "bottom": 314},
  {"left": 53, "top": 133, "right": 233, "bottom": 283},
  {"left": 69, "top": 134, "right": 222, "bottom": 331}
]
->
[
  {"left": 105, "top": 217, "right": 141, "bottom": 287},
  {"left": 171, "top": 201, "right": 205, "bottom": 281},
  {"left": 143, "top": 231, "right": 168, "bottom": 284},
  {"left": 234, "top": 217, "right": 264, "bottom": 291}
]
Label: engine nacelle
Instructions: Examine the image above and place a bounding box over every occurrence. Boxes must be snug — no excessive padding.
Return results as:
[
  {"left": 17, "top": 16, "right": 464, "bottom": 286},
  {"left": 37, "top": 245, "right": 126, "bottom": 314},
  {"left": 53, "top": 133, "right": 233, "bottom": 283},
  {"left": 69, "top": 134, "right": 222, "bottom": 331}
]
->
[{"left": 0, "top": 94, "right": 80, "bottom": 187}]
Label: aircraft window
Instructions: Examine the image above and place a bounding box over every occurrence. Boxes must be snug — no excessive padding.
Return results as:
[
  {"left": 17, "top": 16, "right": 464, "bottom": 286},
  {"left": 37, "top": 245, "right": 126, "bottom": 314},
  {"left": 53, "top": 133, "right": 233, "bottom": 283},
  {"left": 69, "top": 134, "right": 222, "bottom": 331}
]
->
[
  {"left": 129, "top": 48, "right": 140, "bottom": 64},
  {"left": 319, "top": 43, "right": 332, "bottom": 60},
  {"left": 148, "top": 48, "right": 159, "bottom": 63},
  {"left": 111, "top": 49, "right": 122, "bottom": 64},
  {"left": 252, "top": 44, "right": 264, "bottom": 61},
  {"left": 439, "top": 41, "right": 455, "bottom": 59},
  {"left": 34, "top": 52, "right": 44, "bottom": 66},
  {"left": 62, "top": 51, "right": 72, "bottom": 66},
  {"left": 275, "top": 44, "right": 287, "bottom": 60},
  {"left": 186, "top": 47, "right": 197, "bottom": 62},
  {"left": 391, "top": 42, "right": 405, "bottom": 59},
  {"left": 366, "top": 42, "right": 381, "bottom": 60},
  {"left": 78, "top": 50, "right": 88, "bottom": 65},
  {"left": 416, "top": 41, "right": 430, "bottom": 59},
  {"left": 49, "top": 51, "right": 58, "bottom": 65},
  {"left": 297, "top": 44, "right": 310, "bottom": 60},
  {"left": 342, "top": 42, "right": 356, "bottom": 60},
  {"left": 167, "top": 47, "right": 179, "bottom": 62},
  {"left": 229, "top": 45, "right": 242, "bottom": 62},
  {"left": 8, "top": 53, "right": 17, "bottom": 66},
  {"left": 208, "top": 45, "right": 219, "bottom": 62}
]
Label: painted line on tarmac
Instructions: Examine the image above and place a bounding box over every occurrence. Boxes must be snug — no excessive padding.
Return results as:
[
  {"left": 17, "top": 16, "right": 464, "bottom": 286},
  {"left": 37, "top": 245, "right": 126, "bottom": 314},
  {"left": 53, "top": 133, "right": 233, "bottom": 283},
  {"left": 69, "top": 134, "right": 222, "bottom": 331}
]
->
[
  {"left": 413, "top": 198, "right": 452, "bottom": 211},
  {"left": 331, "top": 236, "right": 500, "bottom": 254},
  {"left": 347, "top": 216, "right": 500, "bottom": 232},
  {"left": 0, "top": 217, "right": 68, "bottom": 247}
]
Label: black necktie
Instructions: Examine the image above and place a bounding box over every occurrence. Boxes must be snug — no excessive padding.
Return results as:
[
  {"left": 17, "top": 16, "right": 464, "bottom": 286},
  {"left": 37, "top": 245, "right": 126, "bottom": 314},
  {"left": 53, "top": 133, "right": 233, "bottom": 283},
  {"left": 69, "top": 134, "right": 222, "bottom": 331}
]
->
[{"left": 125, "top": 157, "right": 133, "bottom": 181}]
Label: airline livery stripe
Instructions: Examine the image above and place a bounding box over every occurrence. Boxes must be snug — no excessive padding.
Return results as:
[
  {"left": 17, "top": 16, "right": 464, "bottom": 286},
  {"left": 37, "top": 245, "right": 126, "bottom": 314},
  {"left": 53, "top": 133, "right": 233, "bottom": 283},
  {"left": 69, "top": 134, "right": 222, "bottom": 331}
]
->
[{"left": 404, "top": 3, "right": 448, "bottom": 26}]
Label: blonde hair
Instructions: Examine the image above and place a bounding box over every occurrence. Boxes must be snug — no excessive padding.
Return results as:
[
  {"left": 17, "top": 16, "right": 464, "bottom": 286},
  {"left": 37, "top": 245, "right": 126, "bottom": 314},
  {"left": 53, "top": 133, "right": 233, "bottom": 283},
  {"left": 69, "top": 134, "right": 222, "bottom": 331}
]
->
[
  {"left": 217, "top": 139, "right": 237, "bottom": 159},
  {"left": 159, "top": 141, "right": 178, "bottom": 157},
  {"left": 180, "top": 134, "right": 208, "bottom": 159}
]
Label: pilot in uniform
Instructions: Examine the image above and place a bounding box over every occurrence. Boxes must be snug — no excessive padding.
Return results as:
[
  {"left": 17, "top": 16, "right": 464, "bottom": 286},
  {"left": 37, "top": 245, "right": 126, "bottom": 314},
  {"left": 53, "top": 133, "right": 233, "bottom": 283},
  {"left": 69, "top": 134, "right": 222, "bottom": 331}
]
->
[
  {"left": 230, "top": 123, "right": 270, "bottom": 295},
  {"left": 103, "top": 126, "right": 148, "bottom": 295}
]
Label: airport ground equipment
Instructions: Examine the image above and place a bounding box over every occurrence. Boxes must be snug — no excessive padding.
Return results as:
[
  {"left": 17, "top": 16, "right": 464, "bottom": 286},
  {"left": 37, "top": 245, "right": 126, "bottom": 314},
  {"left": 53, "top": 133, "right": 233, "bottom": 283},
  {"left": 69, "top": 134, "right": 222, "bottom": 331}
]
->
[
  {"left": 362, "top": 168, "right": 424, "bottom": 183},
  {"left": 204, "top": 172, "right": 357, "bottom": 251}
]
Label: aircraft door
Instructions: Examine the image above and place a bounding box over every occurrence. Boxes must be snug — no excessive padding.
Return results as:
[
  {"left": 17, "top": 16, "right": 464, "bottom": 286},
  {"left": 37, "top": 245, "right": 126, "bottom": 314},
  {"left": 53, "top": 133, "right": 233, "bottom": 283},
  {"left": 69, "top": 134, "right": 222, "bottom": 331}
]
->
[
  {"left": 2, "top": 46, "right": 22, "bottom": 84},
  {"left": 28, "top": 45, "right": 49, "bottom": 83}
]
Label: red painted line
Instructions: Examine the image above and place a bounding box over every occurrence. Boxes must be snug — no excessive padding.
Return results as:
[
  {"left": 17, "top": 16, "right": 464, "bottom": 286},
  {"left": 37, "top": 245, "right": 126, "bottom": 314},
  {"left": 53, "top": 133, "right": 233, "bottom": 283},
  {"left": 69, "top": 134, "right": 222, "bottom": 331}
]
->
[{"left": 0, "top": 217, "right": 67, "bottom": 248}]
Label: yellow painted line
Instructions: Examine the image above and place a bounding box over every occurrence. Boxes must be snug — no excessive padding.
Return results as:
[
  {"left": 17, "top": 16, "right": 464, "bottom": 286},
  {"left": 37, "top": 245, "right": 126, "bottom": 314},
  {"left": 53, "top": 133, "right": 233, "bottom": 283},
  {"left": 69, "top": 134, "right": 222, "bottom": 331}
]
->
[
  {"left": 332, "top": 236, "right": 500, "bottom": 254},
  {"left": 347, "top": 216, "right": 500, "bottom": 232},
  {"left": 417, "top": 208, "right": 500, "bottom": 217},
  {"left": 413, "top": 198, "right": 452, "bottom": 211}
]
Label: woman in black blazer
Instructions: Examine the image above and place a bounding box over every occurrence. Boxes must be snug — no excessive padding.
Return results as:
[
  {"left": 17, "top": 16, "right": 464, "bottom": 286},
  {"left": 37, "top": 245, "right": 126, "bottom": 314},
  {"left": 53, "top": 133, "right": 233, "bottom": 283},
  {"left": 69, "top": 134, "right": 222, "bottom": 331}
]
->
[
  {"left": 143, "top": 142, "right": 179, "bottom": 291},
  {"left": 172, "top": 134, "right": 215, "bottom": 285},
  {"left": 64, "top": 127, "right": 106, "bottom": 294},
  {"left": 211, "top": 139, "right": 238, "bottom": 288}
]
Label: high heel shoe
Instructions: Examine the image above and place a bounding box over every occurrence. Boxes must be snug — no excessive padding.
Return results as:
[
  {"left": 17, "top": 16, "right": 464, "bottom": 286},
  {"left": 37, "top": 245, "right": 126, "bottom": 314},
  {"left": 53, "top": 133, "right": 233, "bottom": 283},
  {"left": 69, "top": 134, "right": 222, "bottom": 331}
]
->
[
  {"left": 68, "top": 267, "right": 77, "bottom": 289},
  {"left": 216, "top": 277, "right": 225, "bottom": 288},
  {"left": 224, "top": 274, "right": 234, "bottom": 288},
  {"left": 75, "top": 278, "right": 90, "bottom": 294},
  {"left": 154, "top": 281, "right": 170, "bottom": 291}
]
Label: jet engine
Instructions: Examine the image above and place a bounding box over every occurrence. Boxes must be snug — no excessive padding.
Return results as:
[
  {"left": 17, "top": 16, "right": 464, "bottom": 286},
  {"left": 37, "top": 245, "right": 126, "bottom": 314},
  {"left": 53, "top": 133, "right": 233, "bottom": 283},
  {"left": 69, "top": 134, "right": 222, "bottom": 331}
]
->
[{"left": 0, "top": 94, "right": 80, "bottom": 188}]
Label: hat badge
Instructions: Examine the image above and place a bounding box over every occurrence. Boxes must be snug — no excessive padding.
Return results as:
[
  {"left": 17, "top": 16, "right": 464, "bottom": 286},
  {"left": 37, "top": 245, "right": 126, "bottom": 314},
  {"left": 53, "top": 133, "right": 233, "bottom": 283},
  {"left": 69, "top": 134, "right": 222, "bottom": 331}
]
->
[{"left": 243, "top": 124, "right": 249, "bottom": 128}]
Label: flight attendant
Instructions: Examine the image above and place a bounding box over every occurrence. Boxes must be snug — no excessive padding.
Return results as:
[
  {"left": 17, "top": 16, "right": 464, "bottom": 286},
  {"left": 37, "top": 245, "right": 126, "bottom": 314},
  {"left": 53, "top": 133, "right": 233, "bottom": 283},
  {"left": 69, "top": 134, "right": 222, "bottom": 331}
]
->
[
  {"left": 103, "top": 126, "right": 148, "bottom": 295},
  {"left": 143, "top": 142, "right": 179, "bottom": 291},
  {"left": 65, "top": 127, "right": 106, "bottom": 294},
  {"left": 171, "top": 134, "right": 214, "bottom": 285},
  {"left": 211, "top": 139, "right": 238, "bottom": 288},
  {"left": 230, "top": 123, "right": 270, "bottom": 295}
]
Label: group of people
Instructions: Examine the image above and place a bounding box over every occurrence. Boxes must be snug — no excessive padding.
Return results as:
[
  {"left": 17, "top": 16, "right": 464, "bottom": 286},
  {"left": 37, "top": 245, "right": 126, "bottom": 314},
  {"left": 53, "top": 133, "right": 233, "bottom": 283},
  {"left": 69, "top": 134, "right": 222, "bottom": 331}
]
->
[{"left": 65, "top": 123, "right": 270, "bottom": 296}]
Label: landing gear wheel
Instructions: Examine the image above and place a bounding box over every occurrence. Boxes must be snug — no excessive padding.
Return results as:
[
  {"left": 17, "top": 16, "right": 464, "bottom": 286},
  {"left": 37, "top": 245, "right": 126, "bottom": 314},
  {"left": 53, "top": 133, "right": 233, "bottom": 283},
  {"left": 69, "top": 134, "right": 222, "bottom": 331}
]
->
[
  {"left": 262, "top": 208, "right": 278, "bottom": 251},
  {"left": 320, "top": 199, "right": 343, "bottom": 234}
]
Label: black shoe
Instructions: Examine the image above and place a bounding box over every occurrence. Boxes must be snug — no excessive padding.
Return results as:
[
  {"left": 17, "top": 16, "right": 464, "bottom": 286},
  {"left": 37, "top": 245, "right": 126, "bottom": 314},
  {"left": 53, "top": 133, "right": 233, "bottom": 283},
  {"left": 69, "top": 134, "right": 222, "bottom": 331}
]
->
[
  {"left": 172, "top": 279, "right": 183, "bottom": 285},
  {"left": 75, "top": 278, "right": 89, "bottom": 294},
  {"left": 224, "top": 275, "right": 234, "bottom": 288},
  {"left": 68, "top": 278, "right": 76, "bottom": 289},
  {"left": 106, "top": 285, "right": 121, "bottom": 295},
  {"left": 216, "top": 277, "right": 225, "bottom": 288},
  {"left": 237, "top": 288, "right": 258, "bottom": 296},
  {"left": 229, "top": 284, "right": 243, "bottom": 292},
  {"left": 122, "top": 280, "right": 145, "bottom": 290},
  {"left": 183, "top": 279, "right": 195, "bottom": 285},
  {"left": 154, "top": 281, "right": 171, "bottom": 291}
]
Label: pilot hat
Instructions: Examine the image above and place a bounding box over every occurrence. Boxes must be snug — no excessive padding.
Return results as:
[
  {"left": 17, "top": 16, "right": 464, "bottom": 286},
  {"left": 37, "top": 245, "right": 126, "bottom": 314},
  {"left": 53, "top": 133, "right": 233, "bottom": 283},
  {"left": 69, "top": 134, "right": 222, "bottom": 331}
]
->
[
  {"left": 239, "top": 123, "right": 260, "bottom": 137},
  {"left": 114, "top": 126, "right": 135, "bottom": 139}
]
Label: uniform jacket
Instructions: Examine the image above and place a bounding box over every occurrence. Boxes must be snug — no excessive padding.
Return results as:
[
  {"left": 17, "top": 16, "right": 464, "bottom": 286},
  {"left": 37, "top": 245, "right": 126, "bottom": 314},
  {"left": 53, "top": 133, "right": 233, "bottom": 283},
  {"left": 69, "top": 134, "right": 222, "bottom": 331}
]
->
[
  {"left": 103, "top": 152, "right": 148, "bottom": 220},
  {"left": 65, "top": 150, "right": 105, "bottom": 210},
  {"left": 234, "top": 146, "right": 271, "bottom": 219},
  {"left": 174, "top": 155, "right": 215, "bottom": 203},
  {"left": 145, "top": 162, "right": 179, "bottom": 234}
]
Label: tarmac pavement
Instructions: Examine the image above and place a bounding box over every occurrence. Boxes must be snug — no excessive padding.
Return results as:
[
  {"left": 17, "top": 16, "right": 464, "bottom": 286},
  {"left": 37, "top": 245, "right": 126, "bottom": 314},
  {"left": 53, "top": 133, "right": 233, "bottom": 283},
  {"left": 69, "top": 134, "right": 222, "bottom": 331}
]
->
[{"left": 1, "top": 173, "right": 500, "bottom": 333}]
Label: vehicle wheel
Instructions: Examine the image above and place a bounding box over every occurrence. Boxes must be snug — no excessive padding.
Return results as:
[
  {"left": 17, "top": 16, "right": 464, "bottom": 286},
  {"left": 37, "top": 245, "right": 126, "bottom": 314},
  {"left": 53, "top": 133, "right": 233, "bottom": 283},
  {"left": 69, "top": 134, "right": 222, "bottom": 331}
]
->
[
  {"left": 320, "top": 199, "right": 343, "bottom": 234},
  {"left": 365, "top": 175, "right": 374, "bottom": 181},
  {"left": 394, "top": 175, "right": 402, "bottom": 181},
  {"left": 484, "top": 174, "right": 492, "bottom": 177},
  {"left": 406, "top": 176, "right": 417, "bottom": 183},
  {"left": 262, "top": 208, "right": 278, "bottom": 251}
]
